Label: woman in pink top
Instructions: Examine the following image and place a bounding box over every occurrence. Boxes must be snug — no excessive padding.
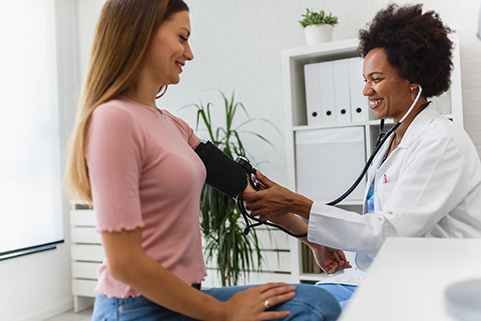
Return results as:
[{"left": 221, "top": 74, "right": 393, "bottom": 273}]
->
[{"left": 65, "top": 0, "right": 341, "bottom": 320}]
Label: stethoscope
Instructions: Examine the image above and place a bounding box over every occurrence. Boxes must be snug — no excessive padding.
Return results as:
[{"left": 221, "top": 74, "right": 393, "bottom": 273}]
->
[{"left": 238, "top": 85, "right": 423, "bottom": 238}]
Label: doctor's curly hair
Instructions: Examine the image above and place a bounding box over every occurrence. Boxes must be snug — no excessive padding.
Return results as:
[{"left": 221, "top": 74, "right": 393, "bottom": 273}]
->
[{"left": 358, "top": 3, "right": 453, "bottom": 98}]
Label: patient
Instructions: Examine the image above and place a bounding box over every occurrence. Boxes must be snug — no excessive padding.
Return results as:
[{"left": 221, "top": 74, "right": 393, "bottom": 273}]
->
[{"left": 65, "top": 0, "right": 342, "bottom": 320}]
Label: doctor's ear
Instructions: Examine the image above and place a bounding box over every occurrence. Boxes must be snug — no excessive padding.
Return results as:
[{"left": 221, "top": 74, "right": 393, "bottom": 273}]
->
[{"left": 410, "top": 84, "right": 419, "bottom": 100}]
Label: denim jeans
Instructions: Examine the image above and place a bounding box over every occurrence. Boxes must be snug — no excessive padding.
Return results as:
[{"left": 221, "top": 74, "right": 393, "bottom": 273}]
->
[
  {"left": 91, "top": 284, "right": 341, "bottom": 321},
  {"left": 315, "top": 284, "right": 358, "bottom": 310}
]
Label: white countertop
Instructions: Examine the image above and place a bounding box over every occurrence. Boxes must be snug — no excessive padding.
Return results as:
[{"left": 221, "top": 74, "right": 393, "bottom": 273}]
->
[{"left": 339, "top": 237, "right": 481, "bottom": 321}]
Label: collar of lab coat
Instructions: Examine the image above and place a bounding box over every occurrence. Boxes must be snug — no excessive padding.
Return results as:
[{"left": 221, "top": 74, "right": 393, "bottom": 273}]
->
[{"left": 396, "top": 105, "right": 438, "bottom": 150}]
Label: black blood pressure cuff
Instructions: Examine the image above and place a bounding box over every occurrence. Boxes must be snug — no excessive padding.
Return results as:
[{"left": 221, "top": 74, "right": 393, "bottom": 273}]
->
[{"left": 195, "top": 141, "right": 248, "bottom": 198}]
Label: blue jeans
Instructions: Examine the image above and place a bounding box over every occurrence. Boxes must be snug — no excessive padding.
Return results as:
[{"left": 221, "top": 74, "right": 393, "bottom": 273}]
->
[
  {"left": 91, "top": 284, "right": 341, "bottom": 321},
  {"left": 315, "top": 284, "right": 358, "bottom": 310}
]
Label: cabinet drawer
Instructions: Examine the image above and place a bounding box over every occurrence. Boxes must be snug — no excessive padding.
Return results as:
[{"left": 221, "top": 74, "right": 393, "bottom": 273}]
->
[
  {"left": 71, "top": 227, "right": 102, "bottom": 244},
  {"left": 295, "top": 127, "right": 366, "bottom": 202},
  {"left": 71, "top": 244, "right": 105, "bottom": 262},
  {"left": 70, "top": 209, "right": 96, "bottom": 227},
  {"left": 72, "top": 279, "right": 97, "bottom": 297},
  {"left": 72, "top": 261, "right": 101, "bottom": 279}
]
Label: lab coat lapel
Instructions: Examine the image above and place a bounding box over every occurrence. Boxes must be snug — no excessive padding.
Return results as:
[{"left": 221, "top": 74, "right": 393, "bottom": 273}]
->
[{"left": 397, "top": 106, "right": 438, "bottom": 149}]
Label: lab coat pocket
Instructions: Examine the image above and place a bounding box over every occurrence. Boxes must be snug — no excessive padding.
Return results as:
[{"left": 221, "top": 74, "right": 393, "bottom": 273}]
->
[{"left": 376, "top": 180, "right": 396, "bottom": 211}]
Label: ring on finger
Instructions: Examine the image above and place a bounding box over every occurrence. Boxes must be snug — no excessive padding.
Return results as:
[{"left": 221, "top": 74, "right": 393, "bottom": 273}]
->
[{"left": 264, "top": 299, "right": 270, "bottom": 309}]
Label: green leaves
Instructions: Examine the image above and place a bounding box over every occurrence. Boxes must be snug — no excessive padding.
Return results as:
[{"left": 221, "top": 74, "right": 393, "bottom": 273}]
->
[
  {"left": 184, "top": 90, "right": 276, "bottom": 286},
  {"left": 299, "top": 8, "right": 339, "bottom": 28}
]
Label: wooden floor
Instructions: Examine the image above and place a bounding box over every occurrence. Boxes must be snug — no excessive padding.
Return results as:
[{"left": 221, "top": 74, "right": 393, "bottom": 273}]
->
[{"left": 45, "top": 307, "right": 93, "bottom": 321}]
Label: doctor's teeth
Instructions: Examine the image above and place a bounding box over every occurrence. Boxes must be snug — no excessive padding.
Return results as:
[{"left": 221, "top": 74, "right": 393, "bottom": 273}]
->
[{"left": 370, "top": 99, "right": 383, "bottom": 105}]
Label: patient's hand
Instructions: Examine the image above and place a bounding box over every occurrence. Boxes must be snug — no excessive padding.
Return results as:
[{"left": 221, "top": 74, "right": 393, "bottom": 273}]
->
[{"left": 310, "top": 243, "right": 352, "bottom": 274}]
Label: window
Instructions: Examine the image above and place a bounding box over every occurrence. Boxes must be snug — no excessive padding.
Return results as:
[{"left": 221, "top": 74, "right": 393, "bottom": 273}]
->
[{"left": 0, "top": 0, "right": 64, "bottom": 260}]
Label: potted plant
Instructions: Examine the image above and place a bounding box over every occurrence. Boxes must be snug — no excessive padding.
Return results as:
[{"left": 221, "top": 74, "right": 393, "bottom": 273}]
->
[
  {"left": 184, "top": 90, "right": 278, "bottom": 286},
  {"left": 299, "top": 8, "right": 338, "bottom": 45}
]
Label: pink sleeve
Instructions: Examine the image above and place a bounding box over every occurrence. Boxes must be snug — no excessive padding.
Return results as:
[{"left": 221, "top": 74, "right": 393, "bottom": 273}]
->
[
  {"left": 163, "top": 110, "right": 201, "bottom": 149},
  {"left": 85, "top": 106, "right": 144, "bottom": 232}
]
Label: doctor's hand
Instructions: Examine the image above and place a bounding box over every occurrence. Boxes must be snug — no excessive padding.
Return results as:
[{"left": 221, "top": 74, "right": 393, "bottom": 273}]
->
[
  {"left": 243, "top": 171, "right": 313, "bottom": 221},
  {"left": 309, "top": 243, "right": 352, "bottom": 274}
]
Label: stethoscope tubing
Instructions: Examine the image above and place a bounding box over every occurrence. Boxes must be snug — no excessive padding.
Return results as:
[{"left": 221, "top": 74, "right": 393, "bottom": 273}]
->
[{"left": 240, "top": 85, "right": 423, "bottom": 238}]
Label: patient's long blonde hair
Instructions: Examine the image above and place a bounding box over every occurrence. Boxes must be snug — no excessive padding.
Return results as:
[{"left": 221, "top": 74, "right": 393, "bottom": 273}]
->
[{"left": 65, "top": 0, "right": 189, "bottom": 203}]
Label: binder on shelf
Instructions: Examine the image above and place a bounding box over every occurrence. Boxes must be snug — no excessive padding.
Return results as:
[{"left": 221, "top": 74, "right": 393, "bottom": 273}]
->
[
  {"left": 318, "top": 61, "right": 337, "bottom": 125},
  {"left": 304, "top": 62, "right": 323, "bottom": 126},
  {"left": 348, "top": 57, "right": 368, "bottom": 122},
  {"left": 333, "top": 59, "right": 352, "bottom": 124}
]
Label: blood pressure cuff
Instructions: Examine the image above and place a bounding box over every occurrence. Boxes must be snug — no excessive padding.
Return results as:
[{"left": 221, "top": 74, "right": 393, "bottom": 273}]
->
[{"left": 195, "top": 141, "right": 248, "bottom": 198}]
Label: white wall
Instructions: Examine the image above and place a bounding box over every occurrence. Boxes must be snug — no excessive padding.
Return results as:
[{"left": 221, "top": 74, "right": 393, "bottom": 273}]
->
[
  {"left": 0, "top": 1, "right": 80, "bottom": 320},
  {"left": 166, "top": 0, "right": 481, "bottom": 185},
  {"left": 75, "top": 0, "right": 481, "bottom": 186}
]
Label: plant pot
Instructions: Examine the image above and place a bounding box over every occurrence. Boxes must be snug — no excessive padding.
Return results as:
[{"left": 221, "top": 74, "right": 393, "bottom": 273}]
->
[{"left": 303, "top": 25, "right": 334, "bottom": 45}]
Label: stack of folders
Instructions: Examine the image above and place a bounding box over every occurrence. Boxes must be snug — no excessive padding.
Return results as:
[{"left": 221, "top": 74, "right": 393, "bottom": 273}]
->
[{"left": 304, "top": 57, "right": 367, "bottom": 126}]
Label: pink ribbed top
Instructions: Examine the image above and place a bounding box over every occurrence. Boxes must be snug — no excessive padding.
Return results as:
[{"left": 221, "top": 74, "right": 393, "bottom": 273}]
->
[{"left": 85, "top": 97, "right": 207, "bottom": 298}]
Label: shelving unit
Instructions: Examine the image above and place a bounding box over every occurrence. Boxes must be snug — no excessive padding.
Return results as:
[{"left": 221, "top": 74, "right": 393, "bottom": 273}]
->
[
  {"left": 70, "top": 201, "right": 103, "bottom": 312},
  {"left": 281, "top": 33, "right": 463, "bottom": 283}
]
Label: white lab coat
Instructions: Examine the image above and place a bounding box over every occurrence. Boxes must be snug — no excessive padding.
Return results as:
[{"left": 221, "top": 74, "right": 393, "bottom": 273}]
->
[{"left": 308, "top": 106, "right": 481, "bottom": 285}]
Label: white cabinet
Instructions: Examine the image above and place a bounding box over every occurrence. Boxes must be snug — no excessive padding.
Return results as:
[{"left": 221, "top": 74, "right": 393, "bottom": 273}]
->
[
  {"left": 281, "top": 34, "right": 463, "bottom": 283},
  {"left": 68, "top": 201, "right": 293, "bottom": 304},
  {"left": 70, "top": 201, "right": 104, "bottom": 312}
]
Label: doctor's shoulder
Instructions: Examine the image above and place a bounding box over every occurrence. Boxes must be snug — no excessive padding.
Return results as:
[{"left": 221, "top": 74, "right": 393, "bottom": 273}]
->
[{"left": 410, "top": 115, "right": 475, "bottom": 158}]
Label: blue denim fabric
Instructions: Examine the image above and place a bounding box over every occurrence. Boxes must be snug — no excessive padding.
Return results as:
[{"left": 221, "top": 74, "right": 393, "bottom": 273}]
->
[
  {"left": 315, "top": 284, "right": 358, "bottom": 310},
  {"left": 91, "top": 284, "right": 341, "bottom": 321}
]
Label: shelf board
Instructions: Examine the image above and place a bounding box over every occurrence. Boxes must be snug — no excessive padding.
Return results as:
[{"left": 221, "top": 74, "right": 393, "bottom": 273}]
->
[
  {"left": 281, "top": 38, "right": 359, "bottom": 64},
  {"left": 293, "top": 121, "right": 367, "bottom": 131},
  {"left": 292, "top": 113, "right": 454, "bottom": 131}
]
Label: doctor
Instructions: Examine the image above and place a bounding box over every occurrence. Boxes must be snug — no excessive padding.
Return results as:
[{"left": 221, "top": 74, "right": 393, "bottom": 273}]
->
[{"left": 243, "top": 3, "right": 481, "bottom": 309}]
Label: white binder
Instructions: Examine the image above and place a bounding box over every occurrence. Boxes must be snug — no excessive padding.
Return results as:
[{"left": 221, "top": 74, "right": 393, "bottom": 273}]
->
[
  {"left": 295, "top": 126, "right": 366, "bottom": 202},
  {"left": 333, "top": 59, "right": 352, "bottom": 124},
  {"left": 304, "top": 63, "right": 323, "bottom": 126},
  {"left": 318, "top": 61, "right": 337, "bottom": 125},
  {"left": 348, "top": 57, "right": 368, "bottom": 122}
]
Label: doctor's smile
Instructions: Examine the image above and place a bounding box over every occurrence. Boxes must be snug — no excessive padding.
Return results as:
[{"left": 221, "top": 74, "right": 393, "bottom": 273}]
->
[{"left": 368, "top": 98, "right": 383, "bottom": 109}]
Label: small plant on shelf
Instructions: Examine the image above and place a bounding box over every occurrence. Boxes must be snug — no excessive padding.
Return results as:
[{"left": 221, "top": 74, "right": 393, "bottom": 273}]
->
[
  {"left": 298, "top": 8, "right": 338, "bottom": 27},
  {"left": 299, "top": 8, "right": 338, "bottom": 45}
]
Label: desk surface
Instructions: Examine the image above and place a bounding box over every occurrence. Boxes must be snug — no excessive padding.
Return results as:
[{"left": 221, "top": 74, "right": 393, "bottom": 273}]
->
[{"left": 339, "top": 238, "right": 481, "bottom": 321}]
